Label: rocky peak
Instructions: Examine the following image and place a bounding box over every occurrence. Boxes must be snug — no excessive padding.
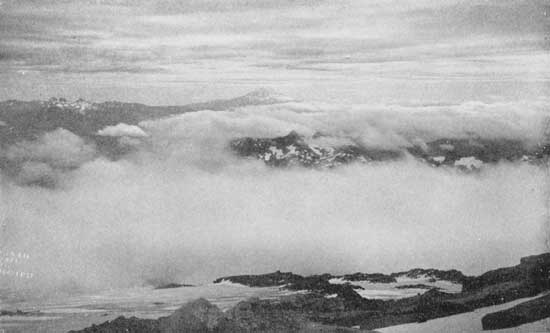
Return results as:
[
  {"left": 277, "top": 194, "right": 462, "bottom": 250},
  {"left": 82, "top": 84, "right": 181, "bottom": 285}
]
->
[
  {"left": 45, "top": 97, "right": 96, "bottom": 114},
  {"left": 229, "top": 131, "right": 400, "bottom": 168}
]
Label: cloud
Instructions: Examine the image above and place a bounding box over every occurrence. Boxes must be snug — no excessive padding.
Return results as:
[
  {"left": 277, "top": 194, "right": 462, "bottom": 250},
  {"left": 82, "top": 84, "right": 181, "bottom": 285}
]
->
[
  {"left": 0, "top": 128, "right": 96, "bottom": 187},
  {"left": 197, "top": 98, "right": 549, "bottom": 149},
  {"left": 97, "top": 123, "right": 148, "bottom": 137},
  {"left": 1, "top": 0, "right": 546, "bottom": 86},
  {"left": 409, "top": 0, "right": 549, "bottom": 37},
  {"left": 16, "top": 161, "right": 57, "bottom": 187},
  {"left": 4, "top": 128, "right": 96, "bottom": 168},
  {"left": 0, "top": 96, "right": 546, "bottom": 296}
]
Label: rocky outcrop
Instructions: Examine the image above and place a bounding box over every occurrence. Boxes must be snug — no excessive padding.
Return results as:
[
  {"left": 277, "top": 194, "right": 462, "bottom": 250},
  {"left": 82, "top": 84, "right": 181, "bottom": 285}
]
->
[
  {"left": 213, "top": 253, "right": 550, "bottom": 330},
  {"left": 394, "top": 284, "right": 440, "bottom": 290},
  {"left": 73, "top": 253, "right": 550, "bottom": 332},
  {"left": 70, "top": 298, "right": 377, "bottom": 332},
  {"left": 71, "top": 316, "right": 160, "bottom": 333},
  {"left": 339, "top": 273, "right": 396, "bottom": 283},
  {"left": 213, "top": 270, "right": 303, "bottom": 287},
  {"left": 158, "top": 298, "right": 233, "bottom": 332},
  {"left": 215, "top": 268, "right": 468, "bottom": 290},
  {"left": 154, "top": 283, "right": 194, "bottom": 290},
  {"left": 229, "top": 131, "right": 546, "bottom": 170},
  {"left": 462, "top": 253, "right": 550, "bottom": 293},
  {"left": 0, "top": 309, "right": 39, "bottom": 316},
  {"left": 481, "top": 293, "right": 550, "bottom": 330},
  {"left": 230, "top": 131, "right": 401, "bottom": 168},
  {"left": 390, "top": 268, "right": 468, "bottom": 284}
]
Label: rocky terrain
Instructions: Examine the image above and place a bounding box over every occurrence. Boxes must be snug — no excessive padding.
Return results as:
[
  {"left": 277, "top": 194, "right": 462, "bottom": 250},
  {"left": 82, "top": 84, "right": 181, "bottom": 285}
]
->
[
  {"left": 70, "top": 298, "right": 375, "bottom": 333},
  {"left": 230, "top": 131, "right": 548, "bottom": 170},
  {"left": 214, "top": 267, "right": 470, "bottom": 288},
  {"left": 0, "top": 309, "right": 38, "bottom": 317},
  {"left": 73, "top": 253, "right": 550, "bottom": 332},
  {"left": 154, "top": 283, "right": 195, "bottom": 290}
]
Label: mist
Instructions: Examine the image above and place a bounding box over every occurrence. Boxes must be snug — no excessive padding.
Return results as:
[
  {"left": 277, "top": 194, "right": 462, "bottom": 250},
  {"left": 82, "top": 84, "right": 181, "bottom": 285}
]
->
[{"left": 0, "top": 97, "right": 548, "bottom": 296}]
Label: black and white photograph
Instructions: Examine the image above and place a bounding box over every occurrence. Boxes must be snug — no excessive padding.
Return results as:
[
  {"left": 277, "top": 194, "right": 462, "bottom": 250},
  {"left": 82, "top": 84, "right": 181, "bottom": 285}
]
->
[{"left": 0, "top": 1, "right": 549, "bottom": 332}]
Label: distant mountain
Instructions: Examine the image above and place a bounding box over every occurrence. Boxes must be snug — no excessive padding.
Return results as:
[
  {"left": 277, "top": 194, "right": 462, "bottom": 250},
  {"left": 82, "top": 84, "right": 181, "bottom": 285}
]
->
[
  {"left": 0, "top": 89, "right": 296, "bottom": 186},
  {"left": 1, "top": 90, "right": 548, "bottom": 188},
  {"left": 230, "top": 131, "right": 402, "bottom": 168},
  {"left": 230, "top": 131, "right": 548, "bottom": 170},
  {"left": 0, "top": 88, "right": 292, "bottom": 145}
]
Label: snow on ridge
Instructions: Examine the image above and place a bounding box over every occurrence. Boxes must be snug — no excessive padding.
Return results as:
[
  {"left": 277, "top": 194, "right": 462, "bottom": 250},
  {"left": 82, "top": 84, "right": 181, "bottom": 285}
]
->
[
  {"left": 328, "top": 277, "right": 347, "bottom": 284},
  {"left": 45, "top": 97, "right": 97, "bottom": 114},
  {"left": 212, "top": 279, "right": 249, "bottom": 287},
  {"left": 454, "top": 156, "right": 483, "bottom": 170},
  {"left": 242, "top": 88, "right": 293, "bottom": 103}
]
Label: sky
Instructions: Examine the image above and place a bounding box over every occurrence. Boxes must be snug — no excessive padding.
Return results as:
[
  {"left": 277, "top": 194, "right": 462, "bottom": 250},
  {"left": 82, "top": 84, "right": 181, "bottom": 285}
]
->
[
  {"left": 0, "top": 0, "right": 549, "bottom": 104},
  {"left": 0, "top": 1, "right": 549, "bottom": 293}
]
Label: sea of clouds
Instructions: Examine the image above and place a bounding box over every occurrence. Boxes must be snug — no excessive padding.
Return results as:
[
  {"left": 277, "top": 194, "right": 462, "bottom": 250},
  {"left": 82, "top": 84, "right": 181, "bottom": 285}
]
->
[{"left": 0, "top": 96, "right": 549, "bottom": 297}]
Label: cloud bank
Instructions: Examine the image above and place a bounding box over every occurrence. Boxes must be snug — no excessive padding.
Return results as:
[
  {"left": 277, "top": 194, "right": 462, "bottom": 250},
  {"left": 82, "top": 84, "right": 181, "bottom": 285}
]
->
[{"left": 0, "top": 97, "right": 548, "bottom": 298}]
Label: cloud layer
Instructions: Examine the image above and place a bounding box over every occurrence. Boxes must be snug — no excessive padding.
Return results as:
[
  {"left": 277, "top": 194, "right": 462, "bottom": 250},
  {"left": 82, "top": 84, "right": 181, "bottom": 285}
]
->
[
  {"left": 0, "top": 96, "right": 548, "bottom": 297},
  {"left": 0, "top": 0, "right": 548, "bottom": 104}
]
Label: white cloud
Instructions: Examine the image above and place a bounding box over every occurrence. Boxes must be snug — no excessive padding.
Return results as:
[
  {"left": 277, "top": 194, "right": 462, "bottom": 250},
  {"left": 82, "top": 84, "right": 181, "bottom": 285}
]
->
[{"left": 97, "top": 123, "right": 148, "bottom": 137}]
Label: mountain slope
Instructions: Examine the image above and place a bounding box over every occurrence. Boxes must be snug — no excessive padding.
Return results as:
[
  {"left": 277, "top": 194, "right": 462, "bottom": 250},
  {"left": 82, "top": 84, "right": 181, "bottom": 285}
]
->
[{"left": 230, "top": 131, "right": 548, "bottom": 169}]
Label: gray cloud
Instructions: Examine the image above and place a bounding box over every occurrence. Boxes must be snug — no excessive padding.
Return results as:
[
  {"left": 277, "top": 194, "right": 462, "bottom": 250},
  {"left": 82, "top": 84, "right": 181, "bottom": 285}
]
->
[
  {"left": 1, "top": 0, "right": 546, "bottom": 79},
  {"left": 409, "top": 0, "right": 549, "bottom": 37}
]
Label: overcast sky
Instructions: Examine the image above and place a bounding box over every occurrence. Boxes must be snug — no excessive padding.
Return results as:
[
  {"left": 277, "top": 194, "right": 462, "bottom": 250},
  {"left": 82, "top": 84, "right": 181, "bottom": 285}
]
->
[{"left": 0, "top": 0, "right": 548, "bottom": 104}]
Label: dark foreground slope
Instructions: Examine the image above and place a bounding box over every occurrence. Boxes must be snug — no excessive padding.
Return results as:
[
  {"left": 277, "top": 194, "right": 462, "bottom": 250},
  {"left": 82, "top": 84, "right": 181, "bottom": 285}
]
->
[
  {"left": 71, "top": 253, "right": 550, "bottom": 332},
  {"left": 481, "top": 293, "right": 550, "bottom": 330}
]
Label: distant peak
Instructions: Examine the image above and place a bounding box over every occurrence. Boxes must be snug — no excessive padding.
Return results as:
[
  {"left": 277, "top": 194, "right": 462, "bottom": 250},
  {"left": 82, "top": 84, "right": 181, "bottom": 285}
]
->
[
  {"left": 45, "top": 97, "right": 96, "bottom": 114},
  {"left": 240, "top": 88, "right": 293, "bottom": 103},
  {"left": 285, "top": 130, "right": 302, "bottom": 140}
]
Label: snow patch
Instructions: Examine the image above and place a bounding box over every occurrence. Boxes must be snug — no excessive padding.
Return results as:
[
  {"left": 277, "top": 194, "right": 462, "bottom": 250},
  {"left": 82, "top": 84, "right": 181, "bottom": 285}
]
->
[
  {"left": 454, "top": 156, "right": 483, "bottom": 170},
  {"left": 328, "top": 277, "right": 347, "bottom": 284},
  {"left": 286, "top": 145, "right": 297, "bottom": 155},
  {"left": 212, "top": 279, "right": 247, "bottom": 287},
  {"left": 439, "top": 144, "right": 455, "bottom": 151},
  {"left": 268, "top": 146, "right": 284, "bottom": 159},
  {"left": 46, "top": 98, "right": 96, "bottom": 114}
]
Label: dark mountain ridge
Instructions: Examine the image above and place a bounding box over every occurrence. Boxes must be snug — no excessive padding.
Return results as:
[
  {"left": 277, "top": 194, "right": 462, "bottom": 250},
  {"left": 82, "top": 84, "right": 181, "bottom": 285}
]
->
[{"left": 230, "top": 131, "right": 549, "bottom": 169}]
